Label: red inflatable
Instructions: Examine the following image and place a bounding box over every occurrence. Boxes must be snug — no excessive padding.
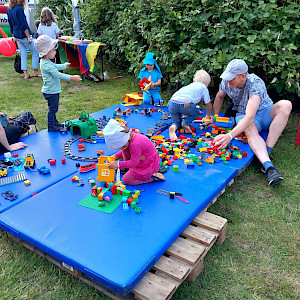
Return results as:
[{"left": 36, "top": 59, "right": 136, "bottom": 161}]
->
[
  {"left": 0, "top": 38, "right": 17, "bottom": 56},
  {"left": 0, "top": 5, "right": 8, "bottom": 13}
]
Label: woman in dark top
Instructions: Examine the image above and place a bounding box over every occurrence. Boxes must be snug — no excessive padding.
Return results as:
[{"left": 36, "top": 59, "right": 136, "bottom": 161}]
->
[{"left": 7, "top": 0, "right": 41, "bottom": 79}]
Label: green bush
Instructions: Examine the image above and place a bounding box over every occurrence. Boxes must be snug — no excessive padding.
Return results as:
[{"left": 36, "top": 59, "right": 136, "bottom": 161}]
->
[{"left": 80, "top": 0, "right": 299, "bottom": 99}]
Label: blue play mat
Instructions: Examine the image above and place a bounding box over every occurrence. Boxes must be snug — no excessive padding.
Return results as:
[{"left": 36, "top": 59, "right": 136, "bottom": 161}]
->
[{"left": 0, "top": 103, "right": 257, "bottom": 294}]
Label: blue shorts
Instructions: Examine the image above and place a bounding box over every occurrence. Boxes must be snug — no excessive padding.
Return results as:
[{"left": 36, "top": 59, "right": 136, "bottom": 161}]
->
[
  {"left": 235, "top": 105, "right": 273, "bottom": 132},
  {"left": 143, "top": 90, "right": 162, "bottom": 105}
]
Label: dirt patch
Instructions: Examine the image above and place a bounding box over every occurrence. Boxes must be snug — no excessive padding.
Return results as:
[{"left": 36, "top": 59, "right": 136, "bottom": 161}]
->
[
  {"left": 0, "top": 80, "right": 10, "bottom": 85},
  {"left": 68, "top": 85, "right": 92, "bottom": 92}
]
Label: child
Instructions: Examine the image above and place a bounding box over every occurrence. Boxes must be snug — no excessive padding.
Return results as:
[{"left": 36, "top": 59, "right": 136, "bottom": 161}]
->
[
  {"left": 37, "top": 7, "right": 59, "bottom": 39},
  {"left": 138, "top": 52, "right": 163, "bottom": 106},
  {"left": 168, "top": 70, "right": 212, "bottom": 141},
  {"left": 34, "top": 35, "right": 81, "bottom": 132},
  {"left": 103, "top": 119, "right": 165, "bottom": 185}
]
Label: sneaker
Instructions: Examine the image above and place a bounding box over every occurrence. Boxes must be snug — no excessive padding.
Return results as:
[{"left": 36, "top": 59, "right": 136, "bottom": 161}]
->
[
  {"left": 266, "top": 166, "right": 284, "bottom": 186},
  {"left": 48, "top": 125, "right": 61, "bottom": 132},
  {"left": 56, "top": 123, "right": 65, "bottom": 128}
]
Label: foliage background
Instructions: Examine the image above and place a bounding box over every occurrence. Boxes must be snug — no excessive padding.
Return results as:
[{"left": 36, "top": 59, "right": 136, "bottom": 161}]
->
[{"left": 79, "top": 0, "right": 299, "bottom": 100}]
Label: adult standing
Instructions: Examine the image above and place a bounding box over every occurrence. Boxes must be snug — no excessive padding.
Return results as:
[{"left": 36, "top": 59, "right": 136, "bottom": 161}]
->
[
  {"left": 212, "top": 59, "right": 292, "bottom": 186},
  {"left": 7, "top": 0, "right": 41, "bottom": 79}
]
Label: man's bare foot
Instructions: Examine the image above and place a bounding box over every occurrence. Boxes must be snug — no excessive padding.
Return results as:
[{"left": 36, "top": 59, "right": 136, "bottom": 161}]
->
[
  {"left": 169, "top": 125, "right": 178, "bottom": 141},
  {"left": 183, "top": 125, "right": 193, "bottom": 134}
]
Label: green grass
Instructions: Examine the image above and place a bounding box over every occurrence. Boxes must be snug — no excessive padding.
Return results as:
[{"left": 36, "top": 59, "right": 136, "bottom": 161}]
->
[{"left": 0, "top": 54, "right": 299, "bottom": 300}]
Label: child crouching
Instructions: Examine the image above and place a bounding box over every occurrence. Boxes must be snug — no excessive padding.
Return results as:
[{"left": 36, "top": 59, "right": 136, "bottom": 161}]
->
[{"left": 103, "top": 119, "right": 165, "bottom": 185}]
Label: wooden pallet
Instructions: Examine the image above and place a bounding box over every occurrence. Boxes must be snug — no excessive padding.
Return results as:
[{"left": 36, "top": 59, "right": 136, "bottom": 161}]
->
[{"left": 6, "top": 210, "right": 227, "bottom": 300}]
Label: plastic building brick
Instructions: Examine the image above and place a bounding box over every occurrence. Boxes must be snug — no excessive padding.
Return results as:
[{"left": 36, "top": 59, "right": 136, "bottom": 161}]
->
[
  {"left": 0, "top": 168, "right": 7, "bottom": 177},
  {"left": 48, "top": 159, "right": 56, "bottom": 166},
  {"left": 1, "top": 190, "right": 18, "bottom": 201},
  {"left": 96, "top": 155, "right": 116, "bottom": 182},
  {"left": 127, "top": 198, "right": 134, "bottom": 206},
  {"left": 173, "top": 165, "right": 179, "bottom": 172},
  {"left": 61, "top": 158, "right": 66, "bottom": 164},
  {"left": 78, "top": 143, "right": 86, "bottom": 151},
  {"left": 123, "top": 203, "right": 129, "bottom": 211},
  {"left": 135, "top": 207, "right": 141, "bottom": 214},
  {"left": 130, "top": 201, "right": 136, "bottom": 208},
  {"left": 13, "top": 153, "right": 18, "bottom": 157},
  {"left": 24, "top": 180, "right": 31, "bottom": 185}
]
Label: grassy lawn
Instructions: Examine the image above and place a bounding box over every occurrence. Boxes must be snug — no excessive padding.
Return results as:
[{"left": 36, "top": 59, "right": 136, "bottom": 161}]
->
[{"left": 0, "top": 54, "right": 299, "bottom": 300}]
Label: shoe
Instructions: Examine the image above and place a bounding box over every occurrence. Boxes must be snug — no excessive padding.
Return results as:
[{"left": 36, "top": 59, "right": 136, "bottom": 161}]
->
[
  {"left": 48, "top": 126, "right": 61, "bottom": 132},
  {"left": 56, "top": 123, "right": 65, "bottom": 128},
  {"left": 266, "top": 166, "right": 284, "bottom": 186},
  {"left": 151, "top": 172, "right": 165, "bottom": 182}
]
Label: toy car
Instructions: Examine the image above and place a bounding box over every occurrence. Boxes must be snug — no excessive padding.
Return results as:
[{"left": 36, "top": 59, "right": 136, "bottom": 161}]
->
[
  {"left": 37, "top": 166, "right": 50, "bottom": 175},
  {"left": 78, "top": 162, "right": 96, "bottom": 173},
  {"left": 24, "top": 154, "right": 35, "bottom": 168},
  {"left": 0, "top": 168, "right": 7, "bottom": 177}
]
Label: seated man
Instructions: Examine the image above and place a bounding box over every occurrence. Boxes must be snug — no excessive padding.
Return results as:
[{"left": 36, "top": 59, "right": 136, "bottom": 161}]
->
[{"left": 212, "top": 59, "right": 292, "bottom": 186}]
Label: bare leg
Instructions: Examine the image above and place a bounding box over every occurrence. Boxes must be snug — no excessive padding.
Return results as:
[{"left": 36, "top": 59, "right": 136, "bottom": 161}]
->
[
  {"left": 169, "top": 125, "right": 178, "bottom": 141},
  {"left": 23, "top": 70, "right": 30, "bottom": 79},
  {"left": 266, "top": 100, "right": 292, "bottom": 148},
  {"left": 183, "top": 125, "right": 193, "bottom": 134},
  {"left": 244, "top": 123, "right": 270, "bottom": 164}
]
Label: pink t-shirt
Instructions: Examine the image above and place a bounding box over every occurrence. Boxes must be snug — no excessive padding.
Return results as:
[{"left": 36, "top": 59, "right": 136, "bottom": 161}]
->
[{"left": 115, "top": 133, "right": 160, "bottom": 181}]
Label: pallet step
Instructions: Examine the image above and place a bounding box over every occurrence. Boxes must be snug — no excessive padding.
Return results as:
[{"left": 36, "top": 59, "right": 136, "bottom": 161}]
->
[
  {"left": 6, "top": 210, "right": 227, "bottom": 300},
  {"left": 131, "top": 211, "right": 227, "bottom": 300}
]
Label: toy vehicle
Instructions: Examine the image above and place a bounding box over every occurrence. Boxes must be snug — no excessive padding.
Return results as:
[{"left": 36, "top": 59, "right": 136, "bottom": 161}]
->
[
  {"left": 24, "top": 154, "right": 35, "bottom": 168},
  {"left": 0, "top": 168, "right": 7, "bottom": 177},
  {"left": 79, "top": 162, "right": 96, "bottom": 173},
  {"left": 37, "top": 166, "right": 50, "bottom": 175}
]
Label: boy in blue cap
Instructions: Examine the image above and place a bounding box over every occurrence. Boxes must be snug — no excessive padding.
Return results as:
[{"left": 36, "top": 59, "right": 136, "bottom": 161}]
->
[{"left": 138, "top": 52, "right": 163, "bottom": 106}]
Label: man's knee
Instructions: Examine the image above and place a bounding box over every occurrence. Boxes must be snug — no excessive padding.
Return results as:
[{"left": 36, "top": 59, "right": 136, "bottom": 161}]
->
[
  {"left": 244, "top": 123, "right": 259, "bottom": 138},
  {"left": 273, "top": 100, "right": 292, "bottom": 117}
]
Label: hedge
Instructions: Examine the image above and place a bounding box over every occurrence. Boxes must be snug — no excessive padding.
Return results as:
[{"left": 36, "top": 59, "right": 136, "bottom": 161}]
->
[{"left": 80, "top": 0, "right": 299, "bottom": 100}]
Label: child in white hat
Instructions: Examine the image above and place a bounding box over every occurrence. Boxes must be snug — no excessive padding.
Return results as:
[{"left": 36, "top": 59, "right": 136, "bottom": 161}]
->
[
  {"left": 34, "top": 35, "right": 81, "bottom": 132},
  {"left": 103, "top": 119, "right": 165, "bottom": 185}
]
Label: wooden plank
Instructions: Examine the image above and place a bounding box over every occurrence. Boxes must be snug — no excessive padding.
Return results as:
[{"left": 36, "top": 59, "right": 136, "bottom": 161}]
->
[
  {"left": 165, "top": 237, "right": 206, "bottom": 265},
  {"left": 181, "top": 225, "right": 217, "bottom": 246},
  {"left": 153, "top": 255, "right": 191, "bottom": 282},
  {"left": 132, "top": 272, "right": 176, "bottom": 300},
  {"left": 186, "top": 259, "right": 204, "bottom": 282},
  {"left": 192, "top": 211, "right": 227, "bottom": 233}
]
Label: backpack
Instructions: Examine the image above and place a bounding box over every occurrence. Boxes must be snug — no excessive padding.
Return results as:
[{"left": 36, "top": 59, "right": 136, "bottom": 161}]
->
[{"left": 14, "top": 54, "right": 22, "bottom": 74}]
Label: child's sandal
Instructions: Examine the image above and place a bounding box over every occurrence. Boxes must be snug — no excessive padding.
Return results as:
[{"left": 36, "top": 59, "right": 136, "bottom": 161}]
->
[{"left": 151, "top": 172, "right": 165, "bottom": 182}]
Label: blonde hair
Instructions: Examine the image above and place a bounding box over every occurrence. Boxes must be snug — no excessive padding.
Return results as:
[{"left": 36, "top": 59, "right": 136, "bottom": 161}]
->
[
  {"left": 9, "top": 0, "right": 26, "bottom": 9},
  {"left": 193, "top": 70, "right": 211, "bottom": 85},
  {"left": 40, "top": 7, "right": 57, "bottom": 26}
]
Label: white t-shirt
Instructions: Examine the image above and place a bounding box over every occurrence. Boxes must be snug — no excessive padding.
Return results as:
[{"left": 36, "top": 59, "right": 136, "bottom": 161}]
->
[
  {"left": 171, "top": 82, "right": 210, "bottom": 105},
  {"left": 37, "top": 22, "right": 59, "bottom": 40}
]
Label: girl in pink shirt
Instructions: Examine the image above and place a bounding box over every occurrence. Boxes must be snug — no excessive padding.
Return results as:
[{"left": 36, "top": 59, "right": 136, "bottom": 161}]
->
[{"left": 103, "top": 119, "right": 165, "bottom": 185}]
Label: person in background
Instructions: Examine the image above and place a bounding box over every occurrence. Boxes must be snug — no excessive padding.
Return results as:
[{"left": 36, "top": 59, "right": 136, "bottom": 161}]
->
[
  {"left": 34, "top": 35, "right": 81, "bottom": 132},
  {"left": 7, "top": 0, "right": 40, "bottom": 79},
  {"left": 37, "top": 7, "right": 59, "bottom": 39},
  {"left": 138, "top": 52, "right": 163, "bottom": 106}
]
